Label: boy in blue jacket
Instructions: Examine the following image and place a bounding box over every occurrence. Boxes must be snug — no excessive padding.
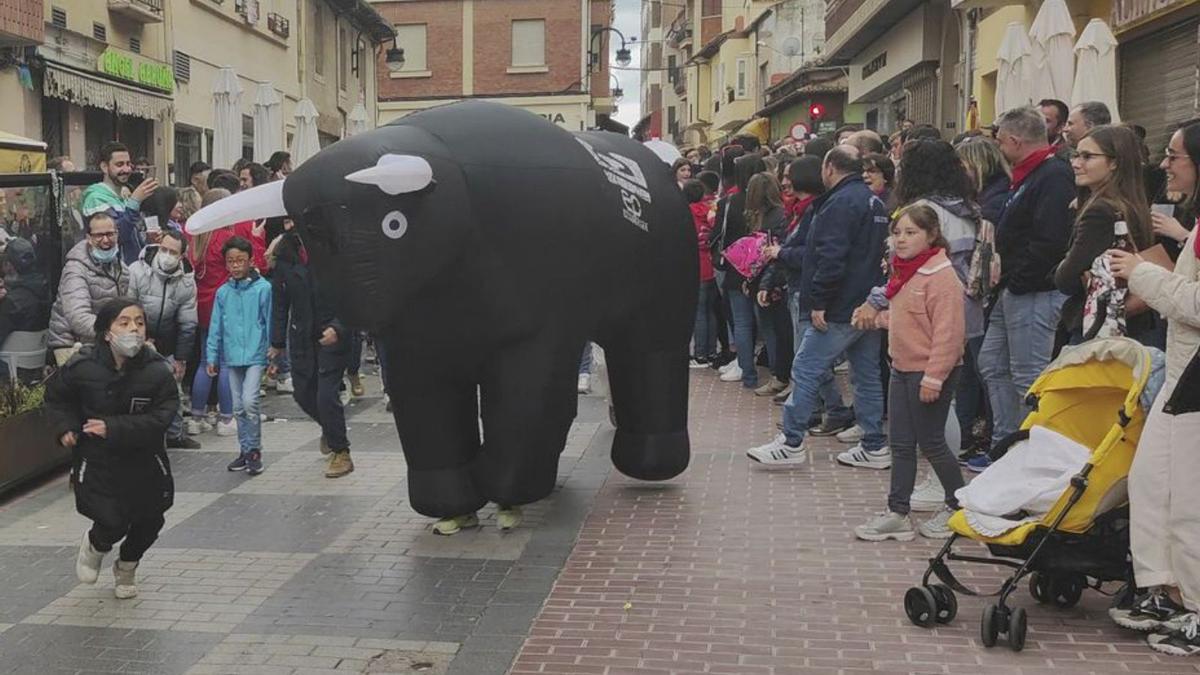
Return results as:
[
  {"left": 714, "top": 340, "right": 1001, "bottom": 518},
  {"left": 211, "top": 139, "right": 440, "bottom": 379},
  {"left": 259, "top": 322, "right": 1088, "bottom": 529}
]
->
[{"left": 206, "top": 237, "right": 273, "bottom": 475}]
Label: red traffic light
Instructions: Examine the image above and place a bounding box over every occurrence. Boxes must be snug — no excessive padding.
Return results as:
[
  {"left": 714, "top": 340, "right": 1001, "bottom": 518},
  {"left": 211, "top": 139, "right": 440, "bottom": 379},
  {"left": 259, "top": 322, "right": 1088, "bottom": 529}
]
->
[{"left": 809, "top": 103, "right": 826, "bottom": 120}]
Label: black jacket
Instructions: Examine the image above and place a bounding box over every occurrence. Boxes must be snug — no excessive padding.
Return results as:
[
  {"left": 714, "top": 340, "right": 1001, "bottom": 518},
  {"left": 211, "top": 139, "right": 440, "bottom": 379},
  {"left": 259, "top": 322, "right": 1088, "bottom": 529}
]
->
[
  {"left": 761, "top": 207, "right": 816, "bottom": 294},
  {"left": 995, "top": 156, "right": 1075, "bottom": 295},
  {"left": 978, "top": 173, "right": 1009, "bottom": 226},
  {"left": 712, "top": 191, "right": 750, "bottom": 291},
  {"left": 0, "top": 271, "right": 49, "bottom": 347},
  {"left": 270, "top": 235, "right": 347, "bottom": 363},
  {"left": 44, "top": 344, "right": 177, "bottom": 524}
]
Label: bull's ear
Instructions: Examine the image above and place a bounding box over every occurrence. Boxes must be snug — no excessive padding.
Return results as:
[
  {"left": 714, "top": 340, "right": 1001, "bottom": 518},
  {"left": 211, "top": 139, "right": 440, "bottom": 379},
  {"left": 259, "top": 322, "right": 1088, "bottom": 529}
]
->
[{"left": 345, "top": 154, "right": 434, "bottom": 195}]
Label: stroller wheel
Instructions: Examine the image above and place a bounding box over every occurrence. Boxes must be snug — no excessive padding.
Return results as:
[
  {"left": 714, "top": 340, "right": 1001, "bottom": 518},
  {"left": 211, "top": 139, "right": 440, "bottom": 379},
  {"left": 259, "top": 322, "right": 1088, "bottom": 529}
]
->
[
  {"left": 1030, "top": 572, "right": 1051, "bottom": 604},
  {"left": 904, "top": 586, "right": 938, "bottom": 628},
  {"left": 1008, "top": 607, "right": 1028, "bottom": 652},
  {"left": 930, "top": 584, "right": 958, "bottom": 623},
  {"left": 980, "top": 604, "right": 1001, "bottom": 648},
  {"left": 1048, "top": 574, "right": 1085, "bottom": 608}
]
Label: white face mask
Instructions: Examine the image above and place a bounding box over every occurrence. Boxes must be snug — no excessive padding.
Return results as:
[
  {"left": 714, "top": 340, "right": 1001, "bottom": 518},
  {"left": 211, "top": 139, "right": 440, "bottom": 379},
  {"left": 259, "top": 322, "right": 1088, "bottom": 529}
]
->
[
  {"left": 156, "top": 251, "right": 181, "bottom": 273},
  {"left": 109, "top": 332, "right": 145, "bottom": 358}
]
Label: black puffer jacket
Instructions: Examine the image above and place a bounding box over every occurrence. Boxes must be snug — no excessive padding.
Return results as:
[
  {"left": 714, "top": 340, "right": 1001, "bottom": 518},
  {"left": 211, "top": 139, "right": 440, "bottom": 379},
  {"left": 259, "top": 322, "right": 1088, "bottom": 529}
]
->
[
  {"left": 269, "top": 234, "right": 348, "bottom": 365},
  {"left": 44, "top": 344, "right": 177, "bottom": 524}
]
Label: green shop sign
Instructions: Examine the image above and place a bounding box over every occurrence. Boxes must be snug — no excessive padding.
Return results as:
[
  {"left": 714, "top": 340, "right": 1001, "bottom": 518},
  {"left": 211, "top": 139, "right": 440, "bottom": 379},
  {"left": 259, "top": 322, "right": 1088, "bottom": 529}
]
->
[{"left": 97, "top": 48, "right": 175, "bottom": 93}]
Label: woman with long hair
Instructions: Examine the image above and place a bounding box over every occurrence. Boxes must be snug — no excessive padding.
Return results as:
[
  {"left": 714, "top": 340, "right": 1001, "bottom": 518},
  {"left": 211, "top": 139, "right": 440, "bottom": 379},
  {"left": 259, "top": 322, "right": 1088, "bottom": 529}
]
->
[
  {"left": 713, "top": 153, "right": 766, "bottom": 388},
  {"left": 744, "top": 172, "right": 792, "bottom": 396},
  {"left": 1054, "top": 125, "right": 1154, "bottom": 344},
  {"left": 1108, "top": 119, "right": 1200, "bottom": 657},
  {"left": 672, "top": 157, "right": 693, "bottom": 189},
  {"left": 956, "top": 138, "right": 1011, "bottom": 225}
]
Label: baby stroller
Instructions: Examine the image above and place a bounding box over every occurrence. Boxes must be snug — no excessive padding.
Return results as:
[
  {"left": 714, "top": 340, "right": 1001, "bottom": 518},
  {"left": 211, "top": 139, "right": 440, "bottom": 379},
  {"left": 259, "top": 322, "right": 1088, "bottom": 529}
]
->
[{"left": 904, "top": 338, "right": 1153, "bottom": 651}]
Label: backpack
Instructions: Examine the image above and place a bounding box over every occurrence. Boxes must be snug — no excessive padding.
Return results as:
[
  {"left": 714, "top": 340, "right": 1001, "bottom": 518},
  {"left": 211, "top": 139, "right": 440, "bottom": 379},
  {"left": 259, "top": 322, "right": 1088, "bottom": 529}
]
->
[{"left": 966, "top": 217, "right": 1001, "bottom": 300}]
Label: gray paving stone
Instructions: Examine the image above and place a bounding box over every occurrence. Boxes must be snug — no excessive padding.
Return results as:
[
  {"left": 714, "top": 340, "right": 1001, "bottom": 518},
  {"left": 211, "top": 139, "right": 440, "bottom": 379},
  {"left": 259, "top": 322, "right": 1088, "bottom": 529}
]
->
[
  {"left": 0, "top": 624, "right": 222, "bottom": 674},
  {"left": 156, "top": 494, "right": 378, "bottom": 552},
  {"left": 0, "top": 546, "right": 80, "bottom": 623},
  {"left": 166, "top": 452, "right": 257, "bottom": 493}
]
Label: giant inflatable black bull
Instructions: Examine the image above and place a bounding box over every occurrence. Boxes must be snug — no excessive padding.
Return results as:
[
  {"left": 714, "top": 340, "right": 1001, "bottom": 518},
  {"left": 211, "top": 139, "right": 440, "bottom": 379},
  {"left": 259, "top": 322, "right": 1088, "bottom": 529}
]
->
[{"left": 187, "top": 100, "right": 696, "bottom": 519}]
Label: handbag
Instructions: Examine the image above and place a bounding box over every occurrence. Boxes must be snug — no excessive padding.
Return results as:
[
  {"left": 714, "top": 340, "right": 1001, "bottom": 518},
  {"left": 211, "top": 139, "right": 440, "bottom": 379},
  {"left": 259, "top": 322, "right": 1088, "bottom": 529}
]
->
[{"left": 966, "top": 218, "right": 1001, "bottom": 300}]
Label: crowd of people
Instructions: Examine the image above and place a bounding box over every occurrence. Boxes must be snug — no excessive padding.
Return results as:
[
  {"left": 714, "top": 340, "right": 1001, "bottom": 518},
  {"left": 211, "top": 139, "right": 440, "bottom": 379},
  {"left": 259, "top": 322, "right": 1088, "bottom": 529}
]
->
[
  {"left": 0, "top": 142, "right": 376, "bottom": 599},
  {"left": 678, "top": 100, "right": 1200, "bottom": 656}
]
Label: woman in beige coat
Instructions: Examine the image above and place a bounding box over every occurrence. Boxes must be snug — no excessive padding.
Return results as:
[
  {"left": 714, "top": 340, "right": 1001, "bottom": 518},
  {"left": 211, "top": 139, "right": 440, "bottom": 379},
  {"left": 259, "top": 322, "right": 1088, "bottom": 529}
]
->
[{"left": 1108, "top": 120, "right": 1200, "bottom": 656}]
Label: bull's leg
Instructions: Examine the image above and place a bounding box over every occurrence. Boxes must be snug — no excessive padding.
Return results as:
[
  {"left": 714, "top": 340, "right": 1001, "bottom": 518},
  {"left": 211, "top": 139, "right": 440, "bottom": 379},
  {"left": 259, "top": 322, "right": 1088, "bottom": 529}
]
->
[
  {"left": 475, "top": 330, "right": 579, "bottom": 510},
  {"left": 384, "top": 336, "right": 486, "bottom": 521},
  {"left": 602, "top": 336, "right": 691, "bottom": 482}
]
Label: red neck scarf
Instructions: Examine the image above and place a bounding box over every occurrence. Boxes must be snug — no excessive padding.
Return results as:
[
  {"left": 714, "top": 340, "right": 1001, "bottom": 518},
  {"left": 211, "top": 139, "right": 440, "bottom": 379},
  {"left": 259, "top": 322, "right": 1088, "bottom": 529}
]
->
[
  {"left": 786, "top": 196, "right": 816, "bottom": 234},
  {"left": 1010, "top": 146, "right": 1058, "bottom": 189},
  {"left": 886, "top": 248, "right": 942, "bottom": 299}
]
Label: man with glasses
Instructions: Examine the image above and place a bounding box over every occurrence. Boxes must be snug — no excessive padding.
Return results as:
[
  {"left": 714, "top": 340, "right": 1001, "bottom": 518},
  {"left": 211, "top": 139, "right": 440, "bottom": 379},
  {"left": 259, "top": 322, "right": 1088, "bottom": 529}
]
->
[
  {"left": 49, "top": 214, "right": 130, "bottom": 366},
  {"left": 81, "top": 142, "right": 158, "bottom": 266},
  {"left": 975, "top": 107, "right": 1074, "bottom": 466}
]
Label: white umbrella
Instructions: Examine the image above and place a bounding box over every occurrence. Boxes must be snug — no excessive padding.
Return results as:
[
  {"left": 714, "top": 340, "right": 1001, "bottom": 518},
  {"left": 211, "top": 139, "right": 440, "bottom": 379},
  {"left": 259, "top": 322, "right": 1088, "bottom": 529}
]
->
[
  {"left": 253, "top": 83, "right": 284, "bottom": 162},
  {"left": 290, "top": 98, "right": 320, "bottom": 166},
  {"left": 995, "top": 22, "right": 1034, "bottom": 117},
  {"left": 345, "top": 101, "right": 369, "bottom": 138},
  {"left": 1072, "top": 19, "right": 1121, "bottom": 122},
  {"left": 1028, "top": 0, "right": 1076, "bottom": 103},
  {"left": 211, "top": 67, "right": 243, "bottom": 170},
  {"left": 643, "top": 139, "right": 682, "bottom": 165}
]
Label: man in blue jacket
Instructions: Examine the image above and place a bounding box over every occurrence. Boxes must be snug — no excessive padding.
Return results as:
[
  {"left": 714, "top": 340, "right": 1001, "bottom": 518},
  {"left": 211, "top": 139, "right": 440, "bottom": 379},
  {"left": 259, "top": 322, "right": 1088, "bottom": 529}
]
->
[
  {"left": 977, "top": 107, "right": 1073, "bottom": 459},
  {"left": 747, "top": 145, "right": 890, "bottom": 467}
]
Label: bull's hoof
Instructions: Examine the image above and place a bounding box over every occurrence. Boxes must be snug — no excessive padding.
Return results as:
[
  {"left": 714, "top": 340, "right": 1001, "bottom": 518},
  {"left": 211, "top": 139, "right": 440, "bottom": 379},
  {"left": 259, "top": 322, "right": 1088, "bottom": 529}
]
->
[
  {"left": 432, "top": 513, "right": 480, "bottom": 536},
  {"left": 611, "top": 429, "right": 690, "bottom": 481}
]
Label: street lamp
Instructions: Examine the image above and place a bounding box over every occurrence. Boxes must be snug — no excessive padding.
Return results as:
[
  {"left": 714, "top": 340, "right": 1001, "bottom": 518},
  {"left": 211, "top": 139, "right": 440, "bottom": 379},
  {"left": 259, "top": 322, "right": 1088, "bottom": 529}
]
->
[
  {"left": 610, "top": 73, "right": 623, "bottom": 100},
  {"left": 385, "top": 37, "right": 405, "bottom": 73},
  {"left": 590, "top": 27, "right": 634, "bottom": 71}
]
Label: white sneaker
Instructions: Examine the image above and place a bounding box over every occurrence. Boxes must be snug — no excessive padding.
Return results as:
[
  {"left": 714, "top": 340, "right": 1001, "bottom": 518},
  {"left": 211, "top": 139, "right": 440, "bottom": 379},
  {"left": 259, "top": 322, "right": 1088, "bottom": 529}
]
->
[
  {"left": 339, "top": 388, "right": 351, "bottom": 406},
  {"left": 836, "top": 424, "right": 864, "bottom": 443},
  {"left": 186, "top": 418, "right": 212, "bottom": 436},
  {"left": 719, "top": 365, "right": 744, "bottom": 382},
  {"left": 854, "top": 511, "right": 916, "bottom": 542},
  {"left": 719, "top": 360, "right": 739, "bottom": 375},
  {"left": 275, "top": 377, "right": 294, "bottom": 393},
  {"left": 836, "top": 444, "right": 892, "bottom": 469},
  {"left": 746, "top": 434, "right": 807, "bottom": 466},
  {"left": 918, "top": 507, "right": 956, "bottom": 539},
  {"left": 76, "top": 530, "right": 104, "bottom": 584},
  {"left": 216, "top": 419, "right": 236, "bottom": 437},
  {"left": 577, "top": 374, "right": 591, "bottom": 394},
  {"left": 910, "top": 474, "right": 947, "bottom": 512}
]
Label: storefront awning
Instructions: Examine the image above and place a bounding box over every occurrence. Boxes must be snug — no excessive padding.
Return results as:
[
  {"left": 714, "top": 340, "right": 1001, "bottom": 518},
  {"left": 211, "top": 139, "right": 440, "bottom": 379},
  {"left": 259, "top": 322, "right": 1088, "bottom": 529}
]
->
[{"left": 42, "top": 62, "right": 174, "bottom": 121}]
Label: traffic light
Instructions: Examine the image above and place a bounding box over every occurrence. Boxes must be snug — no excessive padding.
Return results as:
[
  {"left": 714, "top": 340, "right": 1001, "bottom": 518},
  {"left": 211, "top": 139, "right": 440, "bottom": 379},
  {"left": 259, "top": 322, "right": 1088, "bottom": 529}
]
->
[{"left": 809, "top": 103, "right": 826, "bottom": 120}]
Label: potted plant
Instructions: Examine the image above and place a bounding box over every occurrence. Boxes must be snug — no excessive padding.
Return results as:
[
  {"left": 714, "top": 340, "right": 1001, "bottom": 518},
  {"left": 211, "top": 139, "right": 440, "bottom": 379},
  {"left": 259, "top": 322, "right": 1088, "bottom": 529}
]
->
[{"left": 0, "top": 379, "right": 70, "bottom": 497}]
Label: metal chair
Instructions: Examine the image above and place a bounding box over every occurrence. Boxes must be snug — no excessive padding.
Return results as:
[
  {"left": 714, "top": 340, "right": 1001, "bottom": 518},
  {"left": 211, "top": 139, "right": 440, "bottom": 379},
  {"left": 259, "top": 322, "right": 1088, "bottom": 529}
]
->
[{"left": 0, "top": 330, "right": 48, "bottom": 381}]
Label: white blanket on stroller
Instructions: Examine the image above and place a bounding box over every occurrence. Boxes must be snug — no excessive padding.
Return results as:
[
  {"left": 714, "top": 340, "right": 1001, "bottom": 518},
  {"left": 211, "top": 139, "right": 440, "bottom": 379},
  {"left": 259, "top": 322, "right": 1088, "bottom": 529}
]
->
[{"left": 955, "top": 426, "right": 1092, "bottom": 537}]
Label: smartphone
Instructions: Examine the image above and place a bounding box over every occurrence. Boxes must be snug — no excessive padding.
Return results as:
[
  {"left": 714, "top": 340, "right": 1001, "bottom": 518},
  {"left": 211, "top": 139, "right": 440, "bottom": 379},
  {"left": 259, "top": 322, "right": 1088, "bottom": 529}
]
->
[{"left": 128, "top": 171, "right": 145, "bottom": 189}]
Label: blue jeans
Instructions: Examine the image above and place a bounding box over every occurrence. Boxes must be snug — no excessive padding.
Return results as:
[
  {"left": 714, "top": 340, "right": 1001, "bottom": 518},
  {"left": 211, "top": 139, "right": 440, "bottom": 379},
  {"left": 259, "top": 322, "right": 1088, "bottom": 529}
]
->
[
  {"left": 693, "top": 281, "right": 719, "bottom": 359},
  {"left": 190, "top": 327, "right": 232, "bottom": 419},
  {"left": 978, "top": 289, "right": 1066, "bottom": 447},
  {"left": 227, "top": 364, "right": 265, "bottom": 454},
  {"left": 164, "top": 355, "right": 184, "bottom": 440},
  {"left": 789, "top": 293, "right": 852, "bottom": 424},
  {"left": 782, "top": 322, "right": 885, "bottom": 450},
  {"left": 727, "top": 289, "right": 759, "bottom": 388}
]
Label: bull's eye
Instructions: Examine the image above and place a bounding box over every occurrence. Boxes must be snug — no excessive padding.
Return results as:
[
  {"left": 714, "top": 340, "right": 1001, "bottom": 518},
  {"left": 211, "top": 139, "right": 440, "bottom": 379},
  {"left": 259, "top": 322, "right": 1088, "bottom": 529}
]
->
[{"left": 381, "top": 210, "right": 408, "bottom": 239}]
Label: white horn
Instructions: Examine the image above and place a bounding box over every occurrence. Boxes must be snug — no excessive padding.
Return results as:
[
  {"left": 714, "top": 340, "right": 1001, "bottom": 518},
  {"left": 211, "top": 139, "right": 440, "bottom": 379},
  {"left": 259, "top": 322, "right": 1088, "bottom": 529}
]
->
[
  {"left": 185, "top": 181, "right": 287, "bottom": 235},
  {"left": 346, "top": 154, "right": 433, "bottom": 195}
]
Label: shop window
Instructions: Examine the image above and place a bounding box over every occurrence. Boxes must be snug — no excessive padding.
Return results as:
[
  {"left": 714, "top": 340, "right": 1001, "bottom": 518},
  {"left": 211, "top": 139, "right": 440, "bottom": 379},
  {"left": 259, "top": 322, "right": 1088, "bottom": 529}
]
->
[
  {"left": 511, "top": 19, "right": 546, "bottom": 68},
  {"left": 174, "top": 126, "right": 202, "bottom": 188},
  {"left": 392, "top": 24, "right": 427, "bottom": 73}
]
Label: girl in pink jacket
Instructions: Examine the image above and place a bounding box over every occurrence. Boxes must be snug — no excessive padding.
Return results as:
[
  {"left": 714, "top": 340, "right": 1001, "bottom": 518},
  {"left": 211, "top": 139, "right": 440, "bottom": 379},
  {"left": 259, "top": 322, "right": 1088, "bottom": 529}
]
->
[{"left": 852, "top": 204, "right": 967, "bottom": 542}]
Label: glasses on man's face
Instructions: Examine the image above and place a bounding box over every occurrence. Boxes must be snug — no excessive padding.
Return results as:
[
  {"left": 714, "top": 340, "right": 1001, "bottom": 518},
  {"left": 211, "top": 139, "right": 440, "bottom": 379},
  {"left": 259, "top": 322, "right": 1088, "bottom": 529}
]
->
[{"left": 89, "top": 231, "right": 117, "bottom": 241}]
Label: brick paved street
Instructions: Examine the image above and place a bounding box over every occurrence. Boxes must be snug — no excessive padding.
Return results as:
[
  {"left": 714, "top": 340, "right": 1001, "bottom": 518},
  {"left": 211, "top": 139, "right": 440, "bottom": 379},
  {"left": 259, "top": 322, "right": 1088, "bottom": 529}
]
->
[{"left": 0, "top": 359, "right": 1194, "bottom": 674}]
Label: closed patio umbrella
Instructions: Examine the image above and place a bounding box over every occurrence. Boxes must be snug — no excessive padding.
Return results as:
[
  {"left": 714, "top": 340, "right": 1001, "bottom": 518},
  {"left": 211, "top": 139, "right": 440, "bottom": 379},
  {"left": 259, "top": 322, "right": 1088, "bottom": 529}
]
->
[
  {"left": 996, "top": 22, "right": 1034, "bottom": 117},
  {"left": 290, "top": 98, "right": 320, "bottom": 166},
  {"left": 253, "top": 83, "right": 284, "bottom": 162},
  {"left": 211, "top": 67, "right": 243, "bottom": 171},
  {"left": 1029, "top": 0, "right": 1076, "bottom": 103},
  {"left": 345, "top": 101, "right": 369, "bottom": 138},
  {"left": 1072, "top": 19, "right": 1121, "bottom": 122}
]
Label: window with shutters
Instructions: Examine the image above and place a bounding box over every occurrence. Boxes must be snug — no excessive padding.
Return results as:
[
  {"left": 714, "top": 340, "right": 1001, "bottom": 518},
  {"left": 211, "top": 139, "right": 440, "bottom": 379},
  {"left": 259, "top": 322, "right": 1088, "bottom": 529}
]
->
[
  {"left": 51, "top": 7, "right": 66, "bottom": 29},
  {"left": 173, "top": 51, "right": 191, "bottom": 83},
  {"left": 511, "top": 19, "right": 546, "bottom": 68},
  {"left": 129, "top": 36, "right": 141, "bottom": 54},
  {"left": 93, "top": 22, "right": 107, "bottom": 42},
  {"left": 338, "top": 25, "right": 349, "bottom": 91},
  {"left": 735, "top": 58, "right": 748, "bottom": 99},
  {"left": 313, "top": 5, "right": 325, "bottom": 76},
  {"left": 702, "top": 0, "right": 721, "bottom": 17},
  {"left": 392, "top": 24, "right": 428, "bottom": 73}
]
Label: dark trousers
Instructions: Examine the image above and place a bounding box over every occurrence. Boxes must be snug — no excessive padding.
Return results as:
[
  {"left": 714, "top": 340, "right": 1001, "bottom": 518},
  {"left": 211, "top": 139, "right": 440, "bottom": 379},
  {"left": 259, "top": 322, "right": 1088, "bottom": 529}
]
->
[
  {"left": 291, "top": 342, "right": 350, "bottom": 450},
  {"left": 89, "top": 514, "right": 165, "bottom": 562},
  {"left": 887, "top": 368, "right": 964, "bottom": 516},
  {"left": 348, "top": 332, "right": 364, "bottom": 377}
]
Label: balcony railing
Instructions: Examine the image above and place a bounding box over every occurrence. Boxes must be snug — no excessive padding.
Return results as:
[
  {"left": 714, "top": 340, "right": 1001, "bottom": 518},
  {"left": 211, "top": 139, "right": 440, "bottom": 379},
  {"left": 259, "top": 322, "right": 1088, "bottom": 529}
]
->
[
  {"left": 267, "top": 12, "right": 289, "bottom": 38},
  {"left": 107, "top": 0, "right": 164, "bottom": 24}
]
